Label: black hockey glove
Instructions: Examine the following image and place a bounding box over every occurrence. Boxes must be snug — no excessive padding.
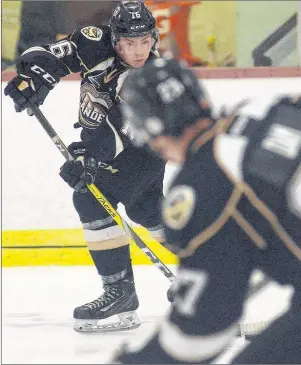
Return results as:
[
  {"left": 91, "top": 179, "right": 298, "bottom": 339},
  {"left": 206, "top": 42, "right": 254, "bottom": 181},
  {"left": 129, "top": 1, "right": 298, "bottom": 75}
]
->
[
  {"left": 59, "top": 142, "right": 98, "bottom": 193},
  {"left": 4, "top": 65, "right": 58, "bottom": 113}
]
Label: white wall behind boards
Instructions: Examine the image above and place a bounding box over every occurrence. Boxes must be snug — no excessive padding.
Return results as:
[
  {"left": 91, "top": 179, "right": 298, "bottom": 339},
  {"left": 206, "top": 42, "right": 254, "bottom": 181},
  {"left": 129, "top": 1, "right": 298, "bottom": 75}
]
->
[{"left": 2, "top": 78, "right": 301, "bottom": 230}]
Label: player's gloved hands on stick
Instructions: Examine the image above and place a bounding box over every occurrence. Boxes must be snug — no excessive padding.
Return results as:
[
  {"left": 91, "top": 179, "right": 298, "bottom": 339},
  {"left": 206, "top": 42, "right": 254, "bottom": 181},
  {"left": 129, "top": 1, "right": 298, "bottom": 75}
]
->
[
  {"left": 59, "top": 142, "right": 98, "bottom": 193},
  {"left": 4, "top": 65, "right": 58, "bottom": 113}
]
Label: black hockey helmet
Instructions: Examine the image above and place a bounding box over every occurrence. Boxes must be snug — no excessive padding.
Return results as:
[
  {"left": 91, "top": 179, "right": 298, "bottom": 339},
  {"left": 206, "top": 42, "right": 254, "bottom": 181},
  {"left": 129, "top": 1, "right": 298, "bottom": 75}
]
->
[
  {"left": 110, "top": 1, "right": 159, "bottom": 51},
  {"left": 121, "top": 57, "right": 212, "bottom": 146}
]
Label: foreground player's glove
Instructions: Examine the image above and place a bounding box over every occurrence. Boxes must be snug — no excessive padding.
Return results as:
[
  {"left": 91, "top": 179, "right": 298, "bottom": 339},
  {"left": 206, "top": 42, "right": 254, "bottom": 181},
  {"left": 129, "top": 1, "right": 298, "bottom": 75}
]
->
[
  {"left": 59, "top": 142, "right": 98, "bottom": 193},
  {"left": 4, "top": 64, "right": 58, "bottom": 112}
]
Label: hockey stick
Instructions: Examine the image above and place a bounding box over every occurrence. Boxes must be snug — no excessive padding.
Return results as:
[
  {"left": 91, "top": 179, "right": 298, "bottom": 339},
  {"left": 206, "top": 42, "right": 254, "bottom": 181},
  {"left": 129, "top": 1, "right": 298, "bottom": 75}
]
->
[
  {"left": 24, "top": 106, "right": 271, "bottom": 298},
  {"left": 27, "top": 105, "right": 175, "bottom": 282}
]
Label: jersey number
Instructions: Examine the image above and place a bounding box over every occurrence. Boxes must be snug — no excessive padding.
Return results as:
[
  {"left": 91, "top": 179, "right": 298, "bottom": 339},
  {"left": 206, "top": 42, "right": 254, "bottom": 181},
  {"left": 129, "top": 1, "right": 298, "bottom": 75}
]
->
[
  {"left": 49, "top": 40, "right": 72, "bottom": 58},
  {"left": 173, "top": 269, "right": 208, "bottom": 317},
  {"left": 156, "top": 77, "right": 185, "bottom": 104}
]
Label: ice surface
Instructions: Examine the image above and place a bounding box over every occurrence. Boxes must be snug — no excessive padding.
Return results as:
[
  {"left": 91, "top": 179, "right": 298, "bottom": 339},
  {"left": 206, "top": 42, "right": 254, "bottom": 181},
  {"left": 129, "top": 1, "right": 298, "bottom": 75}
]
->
[{"left": 2, "top": 265, "right": 293, "bottom": 364}]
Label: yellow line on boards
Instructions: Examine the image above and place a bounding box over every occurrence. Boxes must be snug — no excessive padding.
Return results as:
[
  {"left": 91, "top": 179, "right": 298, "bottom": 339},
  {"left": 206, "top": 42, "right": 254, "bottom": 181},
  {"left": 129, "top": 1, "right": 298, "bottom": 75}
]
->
[{"left": 2, "top": 227, "right": 178, "bottom": 267}]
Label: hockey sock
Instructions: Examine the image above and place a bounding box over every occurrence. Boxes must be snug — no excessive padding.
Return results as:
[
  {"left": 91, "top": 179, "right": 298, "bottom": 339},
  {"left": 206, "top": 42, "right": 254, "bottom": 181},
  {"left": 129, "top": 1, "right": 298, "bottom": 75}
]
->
[{"left": 89, "top": 244, "right": 134, "bottom": 284}]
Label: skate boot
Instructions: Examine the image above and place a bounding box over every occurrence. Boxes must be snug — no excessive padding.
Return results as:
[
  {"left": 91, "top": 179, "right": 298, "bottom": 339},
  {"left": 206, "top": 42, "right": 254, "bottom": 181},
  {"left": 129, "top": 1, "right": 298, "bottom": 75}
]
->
[{"left": 73, "top": 276, "right": 140, "bottom": 333}]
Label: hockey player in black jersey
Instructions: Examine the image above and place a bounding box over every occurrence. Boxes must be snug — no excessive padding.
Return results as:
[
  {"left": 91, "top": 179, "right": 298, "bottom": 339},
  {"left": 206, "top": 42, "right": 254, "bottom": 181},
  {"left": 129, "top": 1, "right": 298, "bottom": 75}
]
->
[
  {"left": 4, "top": 2, "right": 170, "bottom": 333},
  {"left": 111, "top": 58, "right": 301, "bottom": 363}
]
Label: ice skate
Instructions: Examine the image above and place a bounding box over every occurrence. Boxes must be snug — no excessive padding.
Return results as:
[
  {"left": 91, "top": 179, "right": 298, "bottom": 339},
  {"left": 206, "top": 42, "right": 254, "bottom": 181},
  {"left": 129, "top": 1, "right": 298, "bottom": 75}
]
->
[{"left": 73, "top": 277, "right": 140, "bottom": 333}]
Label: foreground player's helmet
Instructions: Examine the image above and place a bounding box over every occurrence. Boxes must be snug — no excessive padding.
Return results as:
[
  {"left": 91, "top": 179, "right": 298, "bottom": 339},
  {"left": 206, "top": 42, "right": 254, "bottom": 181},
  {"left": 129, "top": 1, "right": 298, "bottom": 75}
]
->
[
  {"left": 110, "top": 1, "right": 159, "bottom": 51},
  {"left": 121, "top": 58, "right": 212, "bottom": 146}
]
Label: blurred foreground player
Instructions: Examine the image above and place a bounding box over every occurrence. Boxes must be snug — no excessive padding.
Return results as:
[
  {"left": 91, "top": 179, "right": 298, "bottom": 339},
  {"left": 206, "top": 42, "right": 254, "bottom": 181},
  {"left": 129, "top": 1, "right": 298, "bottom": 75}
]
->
[
  {"left": 4, "top": 2, "right": 169, "bottom": 333},
  {"left": 112, "top": 58, "right": 301, "bottom": 363}
]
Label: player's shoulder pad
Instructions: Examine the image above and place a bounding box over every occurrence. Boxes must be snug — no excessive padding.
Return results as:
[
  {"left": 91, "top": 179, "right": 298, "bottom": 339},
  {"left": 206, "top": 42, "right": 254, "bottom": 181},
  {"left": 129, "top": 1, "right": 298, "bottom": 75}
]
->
[
  {"left": 80, "top": 26, "right": 103, "bottom": 41},
  {"left": 162, "top": 185, "right": 196, "bottom": 230}
]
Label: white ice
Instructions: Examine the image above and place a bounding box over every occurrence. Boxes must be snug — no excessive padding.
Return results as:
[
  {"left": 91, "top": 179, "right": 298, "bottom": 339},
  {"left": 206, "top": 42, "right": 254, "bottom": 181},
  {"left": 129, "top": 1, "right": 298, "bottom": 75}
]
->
[{"left": 2, "top": 265, "right": 293, "bottom": 364}]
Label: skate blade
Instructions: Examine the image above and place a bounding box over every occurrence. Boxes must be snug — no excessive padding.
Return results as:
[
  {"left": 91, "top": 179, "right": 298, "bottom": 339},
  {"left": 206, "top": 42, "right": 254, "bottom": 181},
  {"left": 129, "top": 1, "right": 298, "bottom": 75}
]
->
[{"left": 73, "top": 311, "right": 141, "bottom": 333}]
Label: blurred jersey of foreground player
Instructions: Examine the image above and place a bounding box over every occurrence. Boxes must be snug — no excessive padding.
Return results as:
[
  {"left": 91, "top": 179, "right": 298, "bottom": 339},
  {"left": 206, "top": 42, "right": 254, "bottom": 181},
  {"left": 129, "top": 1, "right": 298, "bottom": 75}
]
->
[
  {"left": 4, "top": 1, "right": 174, "bottom": 333},
  {"left": 111, "top": 57, "right": 301, "bottom": 363}
]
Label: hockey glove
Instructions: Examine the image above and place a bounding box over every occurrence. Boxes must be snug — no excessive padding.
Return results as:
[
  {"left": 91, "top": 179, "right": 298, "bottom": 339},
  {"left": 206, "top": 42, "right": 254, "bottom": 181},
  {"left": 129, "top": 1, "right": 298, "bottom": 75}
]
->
[
  {"left": 59, "top": 142, "right": 98, "bottom": 193},
  {"left": 4, "top": 65, "right": 58, "bottom": 113}
]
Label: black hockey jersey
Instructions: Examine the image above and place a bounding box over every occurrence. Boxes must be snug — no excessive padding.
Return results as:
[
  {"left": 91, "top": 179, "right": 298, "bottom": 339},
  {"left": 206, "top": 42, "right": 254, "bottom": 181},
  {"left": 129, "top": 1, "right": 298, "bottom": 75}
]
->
[
  {"left": 113, "top": 97, "right": 301, "bottom": 364},
  {"left": 16, "top": 25, "right": 158, "bottom": 161}
]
